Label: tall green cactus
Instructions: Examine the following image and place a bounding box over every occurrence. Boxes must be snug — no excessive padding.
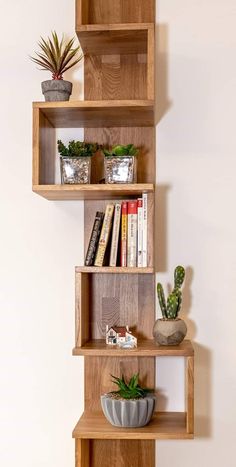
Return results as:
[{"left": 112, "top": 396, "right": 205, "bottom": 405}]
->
[{"left": 157, "top": 266, "right": 185, "bottom": 319}]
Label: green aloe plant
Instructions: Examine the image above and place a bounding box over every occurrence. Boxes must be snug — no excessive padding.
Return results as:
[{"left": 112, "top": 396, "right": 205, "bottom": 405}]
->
[
  {"left": 103, "top": 144, "right": 139, "bottom": 157},
  {"left": 109, "top": 374, "right": 153, "bottom": 400},
  {"left": 57, "top": 140, "right": 99, "bottom": 157},
  {"left": 157, "top": 266, "right": 185, "bottom": 320},
  {"left": 30, "top": 31, "right": 83, "bottom": 80}
]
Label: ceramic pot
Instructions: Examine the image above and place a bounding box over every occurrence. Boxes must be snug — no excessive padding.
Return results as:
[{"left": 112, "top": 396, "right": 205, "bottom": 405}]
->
[
  {"left": 41, "top": 80, "right": 72, "bottom": 101},
  {"left": 104, "top": 156, "right": 137, "bottom": 183},
  {"left": 60, "top": 156, "right": 91, "bottom": 184},
  {"left": 153, "top": 318, "right": 187, "bottom": 346},
  {"left": 101, "top": 394, "right": 156, "bottom": 428}
]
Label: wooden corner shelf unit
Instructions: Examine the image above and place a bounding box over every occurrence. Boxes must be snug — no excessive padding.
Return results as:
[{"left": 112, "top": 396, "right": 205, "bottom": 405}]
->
[{"left": 32, "top": 0, "right": 194, "bottom": 466}]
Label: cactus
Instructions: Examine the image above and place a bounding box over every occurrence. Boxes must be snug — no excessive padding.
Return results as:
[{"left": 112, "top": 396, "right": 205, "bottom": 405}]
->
[
  {"left": 157, "top": 283, "right": 167, "bottom": 318},
  {"left": 174, "top": 265, "right": 185, "bottom": 289},
  {"left": 157, "top": 266, "right": 185, "bottom": 320},
  {"left": 167, "top": 293, "right": 178, "bottom": 319}
]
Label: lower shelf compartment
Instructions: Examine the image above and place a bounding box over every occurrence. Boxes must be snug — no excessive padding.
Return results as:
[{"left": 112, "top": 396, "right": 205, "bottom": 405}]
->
[{"left": 73, "top": 411, "right": 194, "bottom": 440}]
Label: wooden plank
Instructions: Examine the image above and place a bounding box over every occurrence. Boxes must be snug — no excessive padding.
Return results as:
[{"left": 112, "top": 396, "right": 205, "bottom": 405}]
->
[
  {"left": 73, "top": 411, "right": 193, "bottom": 440},
  {"left": 32, "top": 184, "right": 154, "bottom": 200},
  {"left": 75, "top": 272, "right": 90, "bottom": 347},
  {"left": 147, "top": 26, "right": 155, "bottom": 100},
  {"left": 32, "top": 107, "right": 40, "bottom": 185},
  {"left": 73, "top": 339, "right": 194, "bottom": 357},
  {"left": 76, "top": 0, "right": 155, "bottom": 24},
  {"left": 75, "top": 267, "right": 154, "bottom": 274},
  {"left": 89, "top": 440, "right": 155, "bottom": 467},
  {"left": 76, "top": 25, "right": 150, "bottom": 55},
  {"left": 75, "top": 439, "right": 90, "bottom": 467},
  {"left": 33, "top": 101, "right": 154, "bottom": 128},
  {"left": 186, "top": 355, "right": 194, "bottom": 434}
]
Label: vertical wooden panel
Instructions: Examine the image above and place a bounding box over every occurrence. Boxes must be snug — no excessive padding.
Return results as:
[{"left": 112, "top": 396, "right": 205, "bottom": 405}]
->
[
  {"left": 77, "top": 0, "right": 155, "bottom": 24},
  {"left": 75, "top": 439, "right": 90, "bottom": 467},
  {"left": 147, "top": 26, "right": 155, "bottom": 100},
  {"left": 75, "top": 272, "right": 90, "bottom": 347},
  {"left": 32, "top": 107, "right": 40, "bottom": 185},
  {"left": 186, "top": 356, "right": 194, "bottom": 434},
  {"left": 90, "top": 440, "right": 155, "bottom": 467}
]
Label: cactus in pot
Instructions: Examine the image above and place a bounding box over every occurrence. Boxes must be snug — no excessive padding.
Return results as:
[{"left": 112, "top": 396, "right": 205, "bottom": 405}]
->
[{"left": 153, "top": 266, "right": 187, "bottom": 346}]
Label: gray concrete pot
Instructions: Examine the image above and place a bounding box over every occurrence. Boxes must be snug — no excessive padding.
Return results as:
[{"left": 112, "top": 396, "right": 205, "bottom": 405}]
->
[
  {"left": 153, "top": 318, "right": 187, "bottom": 346},
  {"left": 101, "top": 394, "right": 156, "bottom": 428},
  {"left": 41, "top": 80, "right": 72, "bottom": 101}
]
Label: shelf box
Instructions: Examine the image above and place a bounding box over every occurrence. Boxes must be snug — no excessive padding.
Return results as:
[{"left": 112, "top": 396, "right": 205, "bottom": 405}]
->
[
  {"left": 32, "top": 101, "right": 155, "bottom": 191},
  {"left": 76, "top": 0, "right": 155, "bottom": 25},
  {"left": 75, "top": 268, "right": 155, "bottom": 348}
]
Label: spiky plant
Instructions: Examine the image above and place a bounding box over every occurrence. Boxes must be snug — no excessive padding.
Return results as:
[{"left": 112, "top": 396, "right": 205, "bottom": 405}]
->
[
  {"left": 103, "top": 144, "right": 139, "bottom": 157},
  {"left": 157, "top": 265, "right": 185, "bottom": 320},
  {"left": 57, "top": 140, "right": 99, "bottom": 157},
  {"left": 30, "top": 31, "right": 83, "bottom": 80},
  {"left": 109, "top": 374, "right": 153, "bottom": 400}
]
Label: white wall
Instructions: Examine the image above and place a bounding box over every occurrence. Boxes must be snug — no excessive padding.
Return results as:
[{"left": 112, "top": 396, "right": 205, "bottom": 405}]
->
[{"left": 0, "top": 0, "right": 235, "bottom": 466}]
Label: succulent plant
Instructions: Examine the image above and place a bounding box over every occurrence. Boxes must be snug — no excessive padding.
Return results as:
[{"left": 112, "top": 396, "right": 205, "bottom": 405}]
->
[
  {"left": 109, "top": 374, "right": 153, "bottom": 400},
  {"left": 57, "top": 140, "right": 99, "bottom": 157},
  {"left": 103, "top": 144, "right": 139, "bottom": 157},
  {"left": 30, "top": 31, "right": 83, "bottom": 80},
  {"left": 157, "top": 266, "right": 185, "bottom": 320}
]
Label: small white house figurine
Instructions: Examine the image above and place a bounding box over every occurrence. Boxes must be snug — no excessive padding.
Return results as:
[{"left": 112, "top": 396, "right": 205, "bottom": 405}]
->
[{"left": 106, "top": 325, "right": 137, "bottom": 349}]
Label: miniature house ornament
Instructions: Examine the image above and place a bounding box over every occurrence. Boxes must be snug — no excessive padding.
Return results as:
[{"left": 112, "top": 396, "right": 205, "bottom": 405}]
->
[{"left": 106, "top": 325, "right": 137, "bottom": 349}]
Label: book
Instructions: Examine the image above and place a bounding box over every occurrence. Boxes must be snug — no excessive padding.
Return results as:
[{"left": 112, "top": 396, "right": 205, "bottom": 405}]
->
[
  {"left": 127, "top": 200, "right": 138, "bottom": 267},
  {"left": 85, "top": 211, "right": 104, "bottom": 266},
  {"left": 94, "top": 204, "right": 114, "bottom": 267},
  {"left": 137, "top": 198, "right": 143, "bottom": 267},
  {"left": 120, "top": 201, "right": 128, "bottom": 267},
  {"left": 142, "top": 193, "right": 148, "bottom": 267},
  {"left": 109, "top": 204, "right": 121, "bottom": 266}
]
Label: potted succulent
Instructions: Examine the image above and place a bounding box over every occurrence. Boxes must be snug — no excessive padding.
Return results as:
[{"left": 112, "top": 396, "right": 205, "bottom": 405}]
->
[
  {"left": 153, "top": 266, "right": 187, "bottom": 346},
  {"left": 103, "top": 144, "right": 139, "bottom": 184},
  {"left": 30, "top": 31, "right": 83, "bottom": 101},
  {"left": 101, "top": 374, "right": 156, "bottom": 428},
  {"left": 57, "top": 140, "right": 99, "bottom": 184}
]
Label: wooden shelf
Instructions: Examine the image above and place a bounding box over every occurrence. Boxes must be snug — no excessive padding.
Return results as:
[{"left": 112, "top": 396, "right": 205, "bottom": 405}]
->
[
  {"left": 72, "top": 411, "right": 194, "bottom": 440},
  {"left": 32, "top": 184, "right": 154, "bottom": 201},
  {"left": 33, "top": 100, "right": 154, "bottom": 128},
  {"left": 73, "top": 339, "right": 194, "bottom": 357},
  {"left": 75, "top": 266, "right": 154, "bottom": 274},
  {"left": 76, "top": 23, "right": 153, "bottom": 55}
]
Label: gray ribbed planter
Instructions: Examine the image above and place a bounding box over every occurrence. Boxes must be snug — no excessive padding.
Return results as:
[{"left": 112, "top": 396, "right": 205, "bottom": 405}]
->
[
  {"left": 101, "top": 394, "right": 156, "bottom": 428},
  {"left": 153, "top": 318, "right": 187, "bottom": 346},
  {"left": 41, "top": 80, "right": 72, "bottom": 101}
]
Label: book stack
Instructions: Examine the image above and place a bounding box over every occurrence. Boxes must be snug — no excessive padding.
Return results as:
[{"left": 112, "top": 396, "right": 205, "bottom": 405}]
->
[{"left": 85, "top": 194, "right": 148, "bottom": 267}]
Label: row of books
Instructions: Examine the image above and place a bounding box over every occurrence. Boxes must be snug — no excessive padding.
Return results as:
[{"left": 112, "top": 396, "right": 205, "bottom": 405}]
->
[{"left": 85, "top": 194, "right": 148, "bottom": 267}]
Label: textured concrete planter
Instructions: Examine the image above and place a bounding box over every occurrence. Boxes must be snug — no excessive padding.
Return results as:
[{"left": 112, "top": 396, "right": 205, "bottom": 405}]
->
[
  {"left": 153, "top": 318, "right": 187, "bottom": 346},
  {"left": 101, "top": 394, "right": 156, "bottom": 428},
  {"left": 41, "top": 80, "right": 72, "bottom": 101}
]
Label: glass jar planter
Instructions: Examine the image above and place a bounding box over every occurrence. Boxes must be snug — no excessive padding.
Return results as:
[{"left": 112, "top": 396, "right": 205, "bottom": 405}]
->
[
  {"left": 104, "top": 156, "right": 137, "bottom": 184},
  {"left": 60, "top": 157, "right": 91, "bottom": 184}
]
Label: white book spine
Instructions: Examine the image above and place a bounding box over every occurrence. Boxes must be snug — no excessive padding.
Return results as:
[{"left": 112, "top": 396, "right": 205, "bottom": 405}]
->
[
  {"left": 142, "top": 193, "right": 148, "bottom": 267},
  {"left": 137, "top": 198, "right": 143, "bottom": 267},
  {"left": 109, "top": 204, "right": 121, "bottom": 266},
  {"left": 127, "top": 201, "right": 137, "bottom": 267}
]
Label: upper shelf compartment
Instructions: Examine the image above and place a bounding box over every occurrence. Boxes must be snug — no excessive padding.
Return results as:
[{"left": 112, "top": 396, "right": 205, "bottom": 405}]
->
[
  {"left": 33, "top": 100, "right": 154, "bottom": 128},
  {"left": 76, "top": 0, "right": 155, "bottom": 25}
]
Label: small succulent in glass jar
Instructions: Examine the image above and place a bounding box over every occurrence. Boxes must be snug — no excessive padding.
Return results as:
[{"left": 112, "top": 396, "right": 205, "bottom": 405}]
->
[
  {"left": 103, "top": 144, "right": 139, "bottom": 184},
  {"left": 57, "top": 140, "right": 99, "bottom": 184}
]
